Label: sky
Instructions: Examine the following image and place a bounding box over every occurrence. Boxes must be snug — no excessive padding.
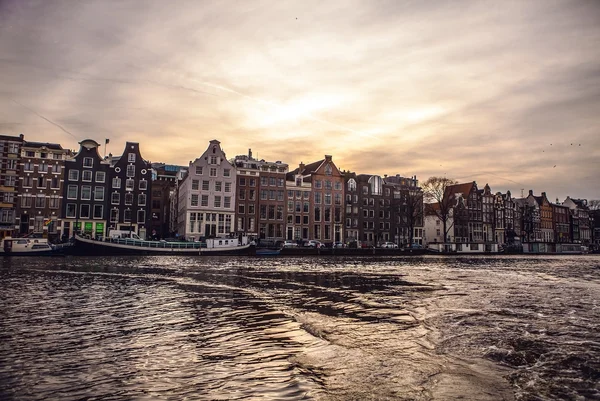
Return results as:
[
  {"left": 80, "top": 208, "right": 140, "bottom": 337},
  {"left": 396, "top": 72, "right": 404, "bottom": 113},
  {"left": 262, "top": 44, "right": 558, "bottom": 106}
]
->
[{"left": 1, "top": 0, "right": 599, "bottom": 200}]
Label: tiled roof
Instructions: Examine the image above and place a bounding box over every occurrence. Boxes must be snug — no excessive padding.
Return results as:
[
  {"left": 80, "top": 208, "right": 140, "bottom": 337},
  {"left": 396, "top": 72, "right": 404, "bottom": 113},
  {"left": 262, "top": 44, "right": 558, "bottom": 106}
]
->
[
  {"left": 23, "top": 141, "right": 63, "bottom": 150},
  {"left": 302, "top": 159, "right": 324, "bottom": 174},
  {"left": 444, "top": 182, "right": 474, "bottom": 200}
]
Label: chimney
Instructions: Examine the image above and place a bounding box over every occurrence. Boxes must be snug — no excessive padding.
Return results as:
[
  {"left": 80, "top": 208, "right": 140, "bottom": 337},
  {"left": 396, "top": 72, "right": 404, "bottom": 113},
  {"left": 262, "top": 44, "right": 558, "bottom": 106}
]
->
[
  {"left": 542, "top": 192, "right": 546, "bottom": 198},
  {"left": 325, "top": 155, "right": 332, "bottom": 162},
  {"left": 248, "top": 148, "right": 252, "bottom": 158},
  {"left": 529, "top": 189, "right": 533, "bottom": 196},
  {"left": 299, "top": 162, "right": 305, "bottom": 172}
]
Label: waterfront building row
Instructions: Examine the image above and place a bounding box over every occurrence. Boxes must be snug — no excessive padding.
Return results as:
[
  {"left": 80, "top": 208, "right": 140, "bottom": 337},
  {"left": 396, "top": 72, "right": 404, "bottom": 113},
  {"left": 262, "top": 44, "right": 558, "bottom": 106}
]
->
[
  {"left": 423, "top": 181, "right": 596, "bottom": 252},
  {"left": 2, "top": 134, "right": 596, "bottom": 250}
]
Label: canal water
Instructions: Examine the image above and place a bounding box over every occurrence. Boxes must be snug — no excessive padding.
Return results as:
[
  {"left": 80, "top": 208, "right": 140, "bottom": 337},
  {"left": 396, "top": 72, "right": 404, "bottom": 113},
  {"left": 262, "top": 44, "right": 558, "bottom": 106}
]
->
[{"left": 1, "top": 255, "right": 599, "bottom": 400}]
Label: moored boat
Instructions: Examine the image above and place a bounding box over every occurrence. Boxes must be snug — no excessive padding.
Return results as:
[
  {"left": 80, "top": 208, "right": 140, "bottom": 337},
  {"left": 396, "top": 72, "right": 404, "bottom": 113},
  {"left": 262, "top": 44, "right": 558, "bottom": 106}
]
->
[
  {"left": 1, "top": 237, "right": 61, "bottom": 256},
  {"left": 255, "top": 248, "right": 281, "bottom": 256},
  {"left": 71, "top": 234, "right": 253, "bottom": 256}
]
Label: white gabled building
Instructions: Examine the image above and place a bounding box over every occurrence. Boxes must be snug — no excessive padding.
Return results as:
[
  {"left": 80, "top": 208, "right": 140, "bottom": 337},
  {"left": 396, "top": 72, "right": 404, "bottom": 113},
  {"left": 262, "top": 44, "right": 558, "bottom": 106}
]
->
[{"left": 177, "top": 140, "right": 236, "bottom": 240}]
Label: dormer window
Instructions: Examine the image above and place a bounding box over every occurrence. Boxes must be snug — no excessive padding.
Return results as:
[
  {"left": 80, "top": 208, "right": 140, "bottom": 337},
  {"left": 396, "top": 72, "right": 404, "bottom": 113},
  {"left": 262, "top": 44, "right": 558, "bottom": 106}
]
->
[
  {"left": 295, "top": 177, "right": 302, "bottom": 186},
  {"left": 210, "top": 156, "right": 218, "bottom": 165}
]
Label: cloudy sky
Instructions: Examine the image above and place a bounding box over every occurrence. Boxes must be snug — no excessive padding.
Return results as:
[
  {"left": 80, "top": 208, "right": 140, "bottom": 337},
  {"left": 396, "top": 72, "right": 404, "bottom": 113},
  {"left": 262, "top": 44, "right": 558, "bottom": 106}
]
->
[{"left": 1, "top": 0, "right": 599, "bottom": 199}]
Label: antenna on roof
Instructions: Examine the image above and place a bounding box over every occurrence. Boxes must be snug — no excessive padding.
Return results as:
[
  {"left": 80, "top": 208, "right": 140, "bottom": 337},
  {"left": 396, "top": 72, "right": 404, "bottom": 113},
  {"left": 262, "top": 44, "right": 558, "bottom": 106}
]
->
[{"left": 521, "top": 188, "right": 524, "bottom": 197}]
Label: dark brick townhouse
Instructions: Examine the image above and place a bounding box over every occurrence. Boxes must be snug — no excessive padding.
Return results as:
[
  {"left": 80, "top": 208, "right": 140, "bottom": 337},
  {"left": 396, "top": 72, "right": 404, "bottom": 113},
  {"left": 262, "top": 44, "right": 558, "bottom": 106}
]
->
[
  {"left": 107, "top": 142, "right": 152, "bottom": 238},
  {"left": 16, "top": 141, "right": 70, "bottom": 241},
  {"left": 62, "top": 139, "right": 111, "bottom": 238},
  {"left": 0, "top": 134, "right": 23, "bottom": 238}
]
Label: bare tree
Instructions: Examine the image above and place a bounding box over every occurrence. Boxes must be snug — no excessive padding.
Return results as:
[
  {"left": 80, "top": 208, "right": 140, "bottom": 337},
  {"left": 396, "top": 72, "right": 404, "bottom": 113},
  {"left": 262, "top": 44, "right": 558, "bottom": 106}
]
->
[
  {"left": 589, "top": 199, "right": 600, "bottom": 210},
  {"left": 422, "top": 176, "right": 457, "bottom": 243}
]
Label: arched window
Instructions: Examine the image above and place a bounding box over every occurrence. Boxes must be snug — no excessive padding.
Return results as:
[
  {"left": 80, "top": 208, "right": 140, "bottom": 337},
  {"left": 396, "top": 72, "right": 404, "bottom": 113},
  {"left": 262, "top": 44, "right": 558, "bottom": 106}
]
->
[
  {"left": 368, "top": 175, "right": 382, "bottom": 196},
  {"left": 347, "top": 178, "right": 356, "bottom": 192}
]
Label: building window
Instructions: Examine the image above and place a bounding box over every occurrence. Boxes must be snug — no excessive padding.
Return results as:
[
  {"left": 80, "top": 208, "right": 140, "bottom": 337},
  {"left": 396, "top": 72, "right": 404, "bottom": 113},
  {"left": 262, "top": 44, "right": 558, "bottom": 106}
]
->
[
  {"left": 82, "top": 170, "right": 93, "bottom": 182},
  {"left": 83, "top": 157, "right": 93, "bottom": 168},
  {"left": 111, "top": 192, "right": 120, "bottom": 205},
  {"left": 67, "top": 185, "right": 78, "bottom": 199},
  {"left": 224, "top": 182, "right": 231, "bottom": 192},
  {"left": 224, "top": 169, "right": 231, "bottom": 177},
  {"left": 210, "top": 156, "right": 217, "bottom": 165},
  {"left": 22, "top": 176, "right": 33, "bottom": 187},
  {"left": 3, "top": 176, "right": 16, "bottom": 187},
  {"left": 112, "top": 177, "right": 121, "bottom": 188},
  {"left": 214, "top": 196, "right": 221, "bottom": 208},
  {"left": 136, "top": 194, "right": 146, "bottom": 206},
  {"left": 201, "top": 195, "right": 209, "bottom": 206},
  {"left": 125, "top": 192, "right": 133, "bottom": 205},
  {"left": 53, "top": 165, "right": 61, "bottom": 174},
  {"left": 126, "top": 179, "right": 135, "bottom": 190},
  {"left": 96, "top": 171, "right": 106, "bottom": 183},
  {"left": 224, "top": 196, "right": 231, "bottom": 208},
  {"left": 128, "top": 153, "right": 136, "bottom": 163},
  {"left": 192, "top": 180, "right": 199, "bottom": 190},
  {"left": 36, "top": 176, "right": 46, "bottom": 188},
  {"left": 110, "top": 209, "right": 119, "bottom": 223},
  {"left": 210, "top": 167, "right": 217, "bottom": 177},
  {"left": 124, "top": 209, "right": 132, "bottom": 223},
  {"left": 68, "top": 170, "right": 79, "bottom": 181},
  {"left": 137, "top": 210, "right": 146, "bottom": 223},
  {"left": 21, "top": 194, "right": 32, "bottom": 208},
  {"left": 66, "top": 203, "right": 76, "bottom": 218},
  {"left": 215, "top": 181, "right": 222, "bottom": 191},
  {"left": 239, "top": 177, "right": 246, "bottom": 186},
  {"left": 49, "top": 195, "right": 60, "bottom": 209},
  {"left": 91, "top": 186, "right": 103, "bottom": 201},
  {"left": 238, "top": 204, "right": 245, "bottom": 214},
  {"left": 202, "top": 180, "right": 210, "bottom": 191},
  {"left": 195, "top": 166, "right": 203, "bottom": 175},
  {"left": 126, "top": 165, "right": 135, "bottom": 177},
  {"left": 81, "top": 186, "right": 92, "bottom": 200},
  {"left": 93, "top": 205, "right": 103, "bottom": 219},
  {"left": 23, "top": 162, "right": 34, "bottom": 172},
  {"left": 80, "top": 204, "right": 91, "bottom": 219}
]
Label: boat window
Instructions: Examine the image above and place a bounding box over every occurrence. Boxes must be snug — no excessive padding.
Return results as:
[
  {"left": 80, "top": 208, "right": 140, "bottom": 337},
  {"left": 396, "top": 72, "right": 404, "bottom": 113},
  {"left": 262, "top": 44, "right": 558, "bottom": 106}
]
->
[
  {"left": 32, "top": 244, "right": 51, "bottom": 249},
  {"left": 17, "top": 240, "right": 28, "bottom": 244}
]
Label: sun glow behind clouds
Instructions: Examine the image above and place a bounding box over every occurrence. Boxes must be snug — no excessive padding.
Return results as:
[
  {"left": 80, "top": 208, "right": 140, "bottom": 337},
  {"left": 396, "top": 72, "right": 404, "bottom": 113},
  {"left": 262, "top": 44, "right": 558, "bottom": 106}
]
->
[{"left": 254, "top": 93, "right": 347, "bottom": 126}]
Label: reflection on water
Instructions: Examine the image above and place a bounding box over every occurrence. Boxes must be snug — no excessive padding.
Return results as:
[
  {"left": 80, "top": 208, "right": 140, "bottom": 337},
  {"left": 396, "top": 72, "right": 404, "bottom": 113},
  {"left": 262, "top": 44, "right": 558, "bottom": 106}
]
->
[{"left": 1, "top": 255, "right": 599, "bottom": 400}]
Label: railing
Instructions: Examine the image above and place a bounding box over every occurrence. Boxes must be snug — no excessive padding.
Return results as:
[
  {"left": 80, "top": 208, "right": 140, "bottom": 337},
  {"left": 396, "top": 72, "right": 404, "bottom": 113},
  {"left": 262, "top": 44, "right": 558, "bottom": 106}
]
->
[{"left": 102, "top": 237, "right": 206, "bottom": 249}]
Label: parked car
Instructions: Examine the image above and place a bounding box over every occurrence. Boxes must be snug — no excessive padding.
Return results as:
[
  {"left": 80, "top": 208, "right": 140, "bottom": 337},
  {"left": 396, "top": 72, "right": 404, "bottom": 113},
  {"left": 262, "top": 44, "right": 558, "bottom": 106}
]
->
[
  {"left": 405, "top": 243, "right": 423, "bottom": 249},
  {"left": 333, "top": 242, "right": 345, "bottom": 248},
  {"left": 380, "top": 242, "right": 398, "bottom": 249},
  {"left": 282, "top": 240, "right": 298, "bottom": 248},
  {"left": 306, "top": 240, "right": 324, "bottom": 248}
]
